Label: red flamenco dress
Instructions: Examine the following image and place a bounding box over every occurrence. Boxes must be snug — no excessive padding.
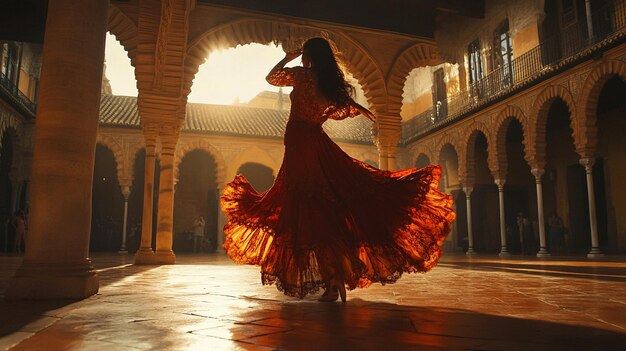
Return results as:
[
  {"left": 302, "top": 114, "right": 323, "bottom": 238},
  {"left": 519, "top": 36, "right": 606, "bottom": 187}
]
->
[{"left": 221, "top": 66, "right": 456, "bottom": 298}]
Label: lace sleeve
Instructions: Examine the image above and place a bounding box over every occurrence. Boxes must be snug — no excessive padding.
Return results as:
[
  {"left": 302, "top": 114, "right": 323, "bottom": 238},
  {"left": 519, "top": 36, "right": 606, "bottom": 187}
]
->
[
  {"left": 266, "top": 67, "right": 301, "bottom": 87},
  {"left": 324, "top": 102, "right": 361, "bottom": 120}
]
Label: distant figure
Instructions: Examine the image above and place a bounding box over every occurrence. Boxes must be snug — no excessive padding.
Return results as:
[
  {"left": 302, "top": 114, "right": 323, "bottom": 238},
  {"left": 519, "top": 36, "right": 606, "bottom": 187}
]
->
[
  {"left": 516, "top": 212, "right": 533, "bottom": 255},
  {"left": 12, "top": 211, "right": 26, "bottom": 254},
  {"left": 193, "top": 216, "right": 206, "bottom": 253},
  {"left": 548, "top": 212, "right": 565, "bottom": 253}
]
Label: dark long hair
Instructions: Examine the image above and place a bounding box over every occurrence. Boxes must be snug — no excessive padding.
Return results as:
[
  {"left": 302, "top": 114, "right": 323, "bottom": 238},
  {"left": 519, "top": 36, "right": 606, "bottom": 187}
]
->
[{"left": 303, "top": 38, "right": 354, "bottom": 107}]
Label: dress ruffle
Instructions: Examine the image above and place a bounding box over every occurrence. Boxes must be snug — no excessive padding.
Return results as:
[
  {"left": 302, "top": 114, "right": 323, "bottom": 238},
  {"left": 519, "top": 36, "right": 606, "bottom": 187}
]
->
[{"left": 221, "top": 120, "right": 455, "bottom": 298}]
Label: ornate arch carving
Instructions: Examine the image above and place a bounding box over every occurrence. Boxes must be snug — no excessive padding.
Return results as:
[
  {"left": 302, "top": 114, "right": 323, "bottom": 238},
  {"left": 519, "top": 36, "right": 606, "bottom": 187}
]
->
[
  {"left": 107, "top": 5, "right": 139, "bottom": 66},
  {"left": 577, "top": 59, "right": 626, "bottom": 158},
  {"left": 492, "top": 105, "right": 531, "bottom": 171},
  {"left": 460, "top": 122, "right": 495, "bottom": 182},
  {"left": 96, "top": 134, "right": 127, "bottom": 186},
  {"left": 528, "top": 84, "right": 578, "bottom": 169},
  {"left": 386, "top": 42, "right": 440, "bottom": 115},
  {"left": 183, "top": 19, "right": 387, "bottom": 112}
]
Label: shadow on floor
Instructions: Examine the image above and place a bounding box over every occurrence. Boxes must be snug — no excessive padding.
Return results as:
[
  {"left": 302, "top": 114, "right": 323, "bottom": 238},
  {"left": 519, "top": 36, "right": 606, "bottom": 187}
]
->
[{"left": 224, "top": 299, "right": 626, "bottom": 350}]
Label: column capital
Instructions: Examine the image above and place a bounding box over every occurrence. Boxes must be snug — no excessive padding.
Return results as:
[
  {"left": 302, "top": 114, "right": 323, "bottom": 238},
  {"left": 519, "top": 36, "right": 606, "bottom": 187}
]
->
[
  {"left": 121, "top": 185, "right": 131, "bottom": 199},
  {"left": 579, "top": 157, "right": 595, "bottom": 173},
  {"left": 531, "top": 168, "right": 545, "bottom": 180},
  {"left": 494, "top": 179, "right": 506, "bottom": 189},
  {"left": 463, "top": 186, "right": 473, "bottom": 197}
]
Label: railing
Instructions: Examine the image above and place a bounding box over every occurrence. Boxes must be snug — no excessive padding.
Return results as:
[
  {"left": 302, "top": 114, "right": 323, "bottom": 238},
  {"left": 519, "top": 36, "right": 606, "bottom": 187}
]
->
[
  {"left": 402, "top": 0, "right": 626, "bottom": 143},
  {"left": 0, "top": 68, "right": 37, "bottom": 117}
]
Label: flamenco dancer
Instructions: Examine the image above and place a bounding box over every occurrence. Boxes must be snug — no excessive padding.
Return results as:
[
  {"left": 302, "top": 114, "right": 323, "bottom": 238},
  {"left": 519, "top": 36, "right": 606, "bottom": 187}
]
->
[{"left": 221, "top": 37, "right": 455, "bottom": 302}]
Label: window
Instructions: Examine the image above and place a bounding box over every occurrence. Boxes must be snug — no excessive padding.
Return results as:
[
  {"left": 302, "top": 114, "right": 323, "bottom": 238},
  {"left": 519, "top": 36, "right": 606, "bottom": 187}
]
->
[
  {"left": 1, "top": 42, "right": 19, "bottom": 84},
  {"left": 560, "top": 0, "right": 578, "bottom": 27},
  {"left": 468, "top": 39, "right": 483, "bottom": 84},
  {"left": 494, "top": 19, "right": 514, "bottom": 87}
]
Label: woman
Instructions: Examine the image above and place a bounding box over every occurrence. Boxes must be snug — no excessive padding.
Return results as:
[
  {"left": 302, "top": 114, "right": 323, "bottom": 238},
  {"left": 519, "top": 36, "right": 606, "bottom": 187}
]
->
[{"left": 221, "top": 37, "right": 455, "bottom": 302}]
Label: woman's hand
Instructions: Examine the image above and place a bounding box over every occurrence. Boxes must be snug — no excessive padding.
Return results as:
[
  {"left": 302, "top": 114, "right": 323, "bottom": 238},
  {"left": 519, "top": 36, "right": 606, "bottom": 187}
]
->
[
  {"left": 284, "top": 49, "right": 302, "bottom": 62},
  {"left": 354, "top": 102, "right": 376, "bottom": 122}
]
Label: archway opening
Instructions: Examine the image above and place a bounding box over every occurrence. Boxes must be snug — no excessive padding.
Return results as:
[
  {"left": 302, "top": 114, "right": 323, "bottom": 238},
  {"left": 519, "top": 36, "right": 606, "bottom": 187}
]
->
[
  {"left": 544, "top": 98, "right": 592, "bottom": 254},
  {"left": 173, "top": 150, "right": 218, "bottom": 253},
  {"left": 236, "top": 162, "right": 275, "bottom": 193},
  {"left": 90, "top": 144, "right": 124, "bottom": 252},
  {"left": 596, "top": 75, "right": 626, "bottom": 253},
  {"left": 503, "top": 119, "right": 535, "bottom": 254},
  {"left": 471, "top": 133, "right": 499, "bottom": 253},
  {"left": 415, "top": 153, "right": 430, "bottom": 168}
]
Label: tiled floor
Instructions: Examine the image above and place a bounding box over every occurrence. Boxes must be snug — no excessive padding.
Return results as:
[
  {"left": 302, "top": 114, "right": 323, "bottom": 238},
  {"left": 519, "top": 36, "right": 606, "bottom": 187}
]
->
[{"left": 1, "top": 252, "right": 626, "bottom": 350}]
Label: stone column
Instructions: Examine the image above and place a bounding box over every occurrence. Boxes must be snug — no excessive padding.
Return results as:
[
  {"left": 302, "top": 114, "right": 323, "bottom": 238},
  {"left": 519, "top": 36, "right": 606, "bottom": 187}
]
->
[
  {"left": 119, "top": 185, "right": 131, "bottom": 254},
  {"left": 463, "top": 186, "right": 476, "bottom": 255},
  {"left": 532, "top": 169, "right": 550, "bottom": 257},
  {"left": 580, "top": 158, "right": 604, "bottom": 258},
  {"left": 135, "top": 130, "right": 158, "bottom": 264},
  {"left": 154, "top": 133, "right": 178, "bottom": 264},
  {"left": 7, "top": 0, "right": 109, "bottom": 299},
  {"left": 374, "top": 114, "right": 401, "bottom": 171},
  {"left": 495, "top": 179, "right": 510, "bottom": 257}
]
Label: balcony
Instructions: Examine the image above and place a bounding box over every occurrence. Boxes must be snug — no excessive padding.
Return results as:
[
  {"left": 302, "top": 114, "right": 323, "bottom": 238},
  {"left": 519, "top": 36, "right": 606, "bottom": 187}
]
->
[
  {"left": 402, "top": 0, "right": 626, "bottom": 144},
  {"left": 0, "top": 69, "right": 37, "bottom": 118}
]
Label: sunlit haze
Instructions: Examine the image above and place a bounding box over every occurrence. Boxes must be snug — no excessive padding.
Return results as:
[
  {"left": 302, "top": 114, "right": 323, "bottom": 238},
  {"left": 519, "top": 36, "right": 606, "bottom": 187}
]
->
[{"left": 104, "top": 34, "right": 293, "bottom": 104}]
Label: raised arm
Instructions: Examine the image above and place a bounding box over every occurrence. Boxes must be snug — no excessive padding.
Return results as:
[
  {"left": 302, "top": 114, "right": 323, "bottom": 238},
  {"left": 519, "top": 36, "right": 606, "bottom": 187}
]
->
[
  {"left": 325, "top": 98, "right": 376, "bottom": 121},
  {"left": 266, "top": 50, "right": 303, "bottom": 87}
]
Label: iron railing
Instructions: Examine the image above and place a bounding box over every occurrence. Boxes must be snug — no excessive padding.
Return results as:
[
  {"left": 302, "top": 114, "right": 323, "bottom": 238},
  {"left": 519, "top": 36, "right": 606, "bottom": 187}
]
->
[
  {"left": 402, "top": 0, "right": 626, "bottom": 143},
  {"left": 0, "top": 66, "right": 37, "bottom": 117}
]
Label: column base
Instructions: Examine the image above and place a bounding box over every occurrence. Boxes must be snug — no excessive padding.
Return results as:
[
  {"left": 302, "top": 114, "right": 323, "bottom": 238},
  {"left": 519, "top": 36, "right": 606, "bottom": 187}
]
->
[
  {"left": 498, "top": 249, "right": 511, "bottom": 258},
  {"left": 134, "top": 247, "right": 156, "bottom": 265},
  {"left": 536, "top": 248, "right": 551, "bottom": 258},
  {"left": 466, "top": 248, "right": 476, "bottom": 255},
  {"left": 587, "top": 247, "right": 605, "bottom": 259},
  {"left": 153, "top": 250, "right": 176, "bottom": 264},
  {"left": 118, "top": 249, "right": 128, "bottom": 254},
  {"left": 6, "top": 259, "right": 99, "bottom": 300}
]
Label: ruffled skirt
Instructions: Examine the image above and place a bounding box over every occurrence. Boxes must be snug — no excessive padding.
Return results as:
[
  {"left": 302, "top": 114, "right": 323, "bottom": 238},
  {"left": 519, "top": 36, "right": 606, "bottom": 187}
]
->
[{"left": 220, "top": 120, "right": 455, "bottom": 298}]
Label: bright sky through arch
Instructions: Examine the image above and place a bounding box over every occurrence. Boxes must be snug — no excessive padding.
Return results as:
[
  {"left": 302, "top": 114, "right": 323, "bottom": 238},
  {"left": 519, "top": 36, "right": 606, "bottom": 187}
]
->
[
  {"left": 104, "top": 34, "right": 292, "bottom": 104},
  {"left": 189, "top": 43, "right": 293, "bottom": 104}
]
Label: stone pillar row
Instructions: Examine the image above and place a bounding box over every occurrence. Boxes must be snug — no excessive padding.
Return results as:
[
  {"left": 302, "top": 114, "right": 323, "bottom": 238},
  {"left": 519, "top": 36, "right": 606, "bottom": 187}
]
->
[{"left": 460, "top": 158, "right": 604, "bottom": 258}]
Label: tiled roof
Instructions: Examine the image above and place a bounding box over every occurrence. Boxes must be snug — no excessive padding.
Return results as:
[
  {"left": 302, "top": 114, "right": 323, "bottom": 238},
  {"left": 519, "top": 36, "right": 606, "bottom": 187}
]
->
[{"left": 99, "top": 95, "right": 374, "bottom": 144}]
